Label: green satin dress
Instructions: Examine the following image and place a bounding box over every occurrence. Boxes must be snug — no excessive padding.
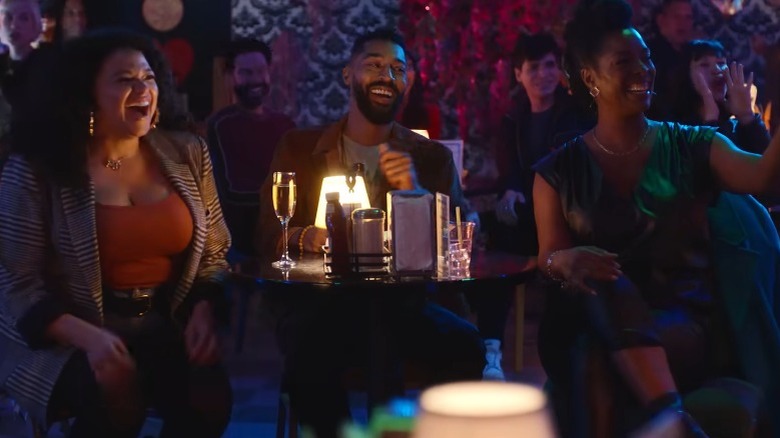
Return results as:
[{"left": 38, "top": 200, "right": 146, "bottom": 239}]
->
[
  {"left": 535, "top": 122, "right": 719, "bottom": 310},
  {"left": 534, "top": 122, "right": 729, "bottom": 392}
]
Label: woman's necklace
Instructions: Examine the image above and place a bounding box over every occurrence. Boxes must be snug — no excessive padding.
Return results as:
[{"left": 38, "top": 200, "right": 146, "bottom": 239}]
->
[
  {"left": 104, "top": 158, "right": 124, "bottom": 171},
  {"left": 591, "top": 122, "right": 651, "bottom": 157}
]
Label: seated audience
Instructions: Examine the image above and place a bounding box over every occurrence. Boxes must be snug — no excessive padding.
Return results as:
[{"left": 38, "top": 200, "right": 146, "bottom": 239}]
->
[
  {"left": 0, "top": 30, "right": 232, "bottom": 437},
  {"left": 0, "top": 0, "right": 40, "bottom": 62},
  {"left": 535, "top": 0, "right": 780, "bottom": 436},
  {"left": 663, "top": 40, "right": 780, "bottom": 211},
  {"left": 395, "top": 56, "right": 441, "bottom": 139},
  {"left": 40, "top": 0, "right": 87, "bottom": 45},
  {"left": 492, "top": 31, "right": 591, "bottom": 256},
  {"left": 256, "top": 29, "right": 484, "bottom": 438},
  {"left": 0, "top": 0, "right": 41, "bottom": 146},
  {"left": 207, "top": 38, "right": 296, "bottom": 257},
  {"left": 645, "top": 0, "right": 694, "bottom": 116},
  {"left": 665, "top": 39, "right": 769, "bottom": 153},
  {"left": 467, "top": 32, "right": 591, "bottom": 382}
]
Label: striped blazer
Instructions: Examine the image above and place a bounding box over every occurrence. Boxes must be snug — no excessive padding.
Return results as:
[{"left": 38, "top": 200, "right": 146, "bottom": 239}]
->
[{"left": 0, "top": 129, "right": 230, "bottom": 425}]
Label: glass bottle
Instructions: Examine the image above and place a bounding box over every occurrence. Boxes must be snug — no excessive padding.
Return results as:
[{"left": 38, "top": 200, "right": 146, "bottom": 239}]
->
[{"left": 325, "top": 192, "right": 350, "bottom": 274}]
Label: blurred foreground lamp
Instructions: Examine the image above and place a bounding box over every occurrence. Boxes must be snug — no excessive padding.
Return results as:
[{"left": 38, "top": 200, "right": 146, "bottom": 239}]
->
[
  {"left": 412, "top": 382, "right": 556, "bottom": 438},
  {"left": 314, "top": 174, "right": 371, "bottom": 228}
]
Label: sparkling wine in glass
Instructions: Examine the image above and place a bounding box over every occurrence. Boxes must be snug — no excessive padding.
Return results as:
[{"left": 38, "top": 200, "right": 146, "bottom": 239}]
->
[{"left": 272, "top": 171, "right": 297, "bottom": 269}]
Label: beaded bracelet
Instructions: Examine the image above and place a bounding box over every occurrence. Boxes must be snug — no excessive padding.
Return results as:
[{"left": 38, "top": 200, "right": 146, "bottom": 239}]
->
[
  {"left": 298, "top": 225, "right": 315, "bottom": 254},
  {"left": 545, "top": 250, "right": 566, "bottom": 283}
]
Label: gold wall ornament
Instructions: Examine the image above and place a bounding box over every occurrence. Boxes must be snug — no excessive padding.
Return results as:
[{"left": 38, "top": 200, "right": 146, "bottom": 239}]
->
[{"left": 89, "top": 111, "right": 94, "bottom": 137}]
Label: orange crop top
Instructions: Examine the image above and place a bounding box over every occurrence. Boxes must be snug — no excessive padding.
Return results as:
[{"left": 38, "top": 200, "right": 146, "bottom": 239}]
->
[{"left": 96, "top": 191, "right": 193, "bottom": 289}]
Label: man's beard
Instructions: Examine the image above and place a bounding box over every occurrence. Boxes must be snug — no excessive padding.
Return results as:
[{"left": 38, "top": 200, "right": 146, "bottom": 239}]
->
[
  {"left": 352, "top": 79, "right": 402, "bottom": 125},
  {"left": 234, "top": 83, "right": 269, "bottom": 109}
]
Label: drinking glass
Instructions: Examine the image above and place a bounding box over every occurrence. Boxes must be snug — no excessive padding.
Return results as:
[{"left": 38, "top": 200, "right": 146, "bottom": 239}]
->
[
  {"left": 448, "top": 221, "right": 476, "bottom": 279},
  {"left": 272, "top": 171, "right": 297, "bottom": 269}
]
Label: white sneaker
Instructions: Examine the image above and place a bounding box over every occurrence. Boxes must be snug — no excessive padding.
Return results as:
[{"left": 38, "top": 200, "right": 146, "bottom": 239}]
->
[{"left": 482, "top": 339, "right": 506, "bottom": 381}]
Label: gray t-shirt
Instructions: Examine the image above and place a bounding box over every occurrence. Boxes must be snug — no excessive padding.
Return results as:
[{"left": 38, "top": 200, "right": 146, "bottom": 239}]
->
[{"left": 342, "top": 134, "right": 381, "bottom": 182}]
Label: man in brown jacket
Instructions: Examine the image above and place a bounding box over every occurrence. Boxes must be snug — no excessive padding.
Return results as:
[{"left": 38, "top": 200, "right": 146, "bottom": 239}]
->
[{"left": 256, "top": 29, "right": 484, "bottom": 438}]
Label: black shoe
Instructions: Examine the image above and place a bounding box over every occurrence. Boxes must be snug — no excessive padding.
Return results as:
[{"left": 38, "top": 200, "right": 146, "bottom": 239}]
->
[{"left": 676, "top": 410, "right": 709, "bottom": 438}]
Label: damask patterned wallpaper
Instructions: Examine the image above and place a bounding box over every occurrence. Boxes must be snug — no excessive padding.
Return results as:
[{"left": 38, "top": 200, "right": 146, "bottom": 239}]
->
[{"left": 230, "top": 0, "right": 400, "bottom": 127}]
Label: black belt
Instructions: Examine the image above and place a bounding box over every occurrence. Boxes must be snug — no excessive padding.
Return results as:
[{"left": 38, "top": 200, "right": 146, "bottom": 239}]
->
[{"left": 103, "top": 287, "right": 157, "bottom": 317}]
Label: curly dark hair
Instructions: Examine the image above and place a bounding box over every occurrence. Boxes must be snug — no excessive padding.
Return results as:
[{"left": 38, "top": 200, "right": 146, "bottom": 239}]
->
[
  {"left": 563, "top": 0, "right": 634, "bottom": 113},
  {"left": 11, "top": 28, "right": 193, "bottom": 188},
  {"left": 668, "top": 39, "right": 727, "bottom": 125}
]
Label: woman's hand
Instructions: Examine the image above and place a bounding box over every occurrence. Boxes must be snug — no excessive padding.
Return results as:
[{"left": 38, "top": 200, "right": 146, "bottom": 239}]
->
[
  {"left": 84, "top": 328, "right": 136, "bottom": 387},
  {"left": 690, "top": 68, "right": 719, "bottom": 122},
  {"left": 495, "top": 190, "right": 526, "bottom": 226},
  {"left": 184, "top": 301, "right": 220, "bottom": 366},
  {"left": 551, "top": 246, "right": 622, "bottom": 294},
  {"left": 724, "top": 62, "right": 756, "bottom": 124}
]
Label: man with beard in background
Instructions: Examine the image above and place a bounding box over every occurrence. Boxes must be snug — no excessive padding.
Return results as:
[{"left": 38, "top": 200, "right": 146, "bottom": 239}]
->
[
  {"left": 207, "top": 38, "right": 295, "bottom": 256},
  {"left": 256, "top": 29, "right": 484, "bottom": 438}
]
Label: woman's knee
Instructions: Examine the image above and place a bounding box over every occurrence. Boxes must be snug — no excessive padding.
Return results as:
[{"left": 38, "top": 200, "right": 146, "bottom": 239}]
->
[{"left": 581, "top": 276, "right": 660, "bottom": 350}]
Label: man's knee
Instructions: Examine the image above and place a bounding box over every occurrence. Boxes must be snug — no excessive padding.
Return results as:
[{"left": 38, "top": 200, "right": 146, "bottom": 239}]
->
[{"left": 430, "top": 310, "right": 486, "bottom": 377}]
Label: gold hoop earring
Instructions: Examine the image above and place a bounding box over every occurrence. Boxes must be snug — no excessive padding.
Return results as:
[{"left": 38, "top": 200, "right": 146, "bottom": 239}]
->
[
  {"left": 152, "top": 110, "right": 160, "bottom": 129},
  {"left": 589, "top": 87, "right": 600, "bottom": 98},
  {"left": 89, "top": 111, "right": 94, "bottom": 136}
]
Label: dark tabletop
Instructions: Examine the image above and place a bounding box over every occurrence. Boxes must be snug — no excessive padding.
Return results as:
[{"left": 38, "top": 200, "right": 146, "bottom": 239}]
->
[{"left": 232, "top": 251, "right": 537, "bottom": 290}]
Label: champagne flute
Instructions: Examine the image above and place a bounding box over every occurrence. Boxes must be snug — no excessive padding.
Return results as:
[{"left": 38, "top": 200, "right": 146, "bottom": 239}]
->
[{"left": 272, "top": 171, "right": 297, "bottom": 269}]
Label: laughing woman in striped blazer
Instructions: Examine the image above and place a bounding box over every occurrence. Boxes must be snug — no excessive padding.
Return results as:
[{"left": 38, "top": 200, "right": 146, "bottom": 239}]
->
[{"left": 0, "top": 30, "right": 232, "bottom": 437}]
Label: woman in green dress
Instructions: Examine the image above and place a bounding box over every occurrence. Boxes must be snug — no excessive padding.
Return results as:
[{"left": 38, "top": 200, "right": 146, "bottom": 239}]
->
[{"left": 533, "top": 0, "right": 780, "bottom": 436}]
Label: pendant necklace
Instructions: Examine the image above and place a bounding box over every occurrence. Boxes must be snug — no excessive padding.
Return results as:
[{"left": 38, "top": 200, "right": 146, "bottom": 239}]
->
[{"left": 104, "top": 158, "right": 124, "bottom": 171}]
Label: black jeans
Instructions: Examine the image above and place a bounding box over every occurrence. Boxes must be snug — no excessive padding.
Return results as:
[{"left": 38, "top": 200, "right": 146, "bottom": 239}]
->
[
  {"left": 461, "top": 283, "right": 514, "bottom": 344},
  {"left": 470, "top": 205, "right": 535, "bottom": 344},
  {"left": 271, "top": 287, "right": 485, "bottom": 438},
  {"left": 48, "top": 311, "right": 233, "bottom": 438}
]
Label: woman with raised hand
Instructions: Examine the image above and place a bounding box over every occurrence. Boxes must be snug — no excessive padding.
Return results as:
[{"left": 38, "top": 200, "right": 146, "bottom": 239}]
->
[
  {"left": 533, "top": 0, "right": 780, "bottom": 436},
  {"left": 664, "top": 39, "right": 769, "bottom": 154}
]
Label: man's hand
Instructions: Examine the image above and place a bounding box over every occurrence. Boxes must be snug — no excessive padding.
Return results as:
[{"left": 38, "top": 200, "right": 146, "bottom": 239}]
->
[
  {"left": 379, "top": 143, "right": 419, "bottom": 190},
  {"left": 184, "top": 301, "right": 220, "bottom": 366},
  {"left": 495, "top": 190, "right": 526, "bottom": 226}
]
